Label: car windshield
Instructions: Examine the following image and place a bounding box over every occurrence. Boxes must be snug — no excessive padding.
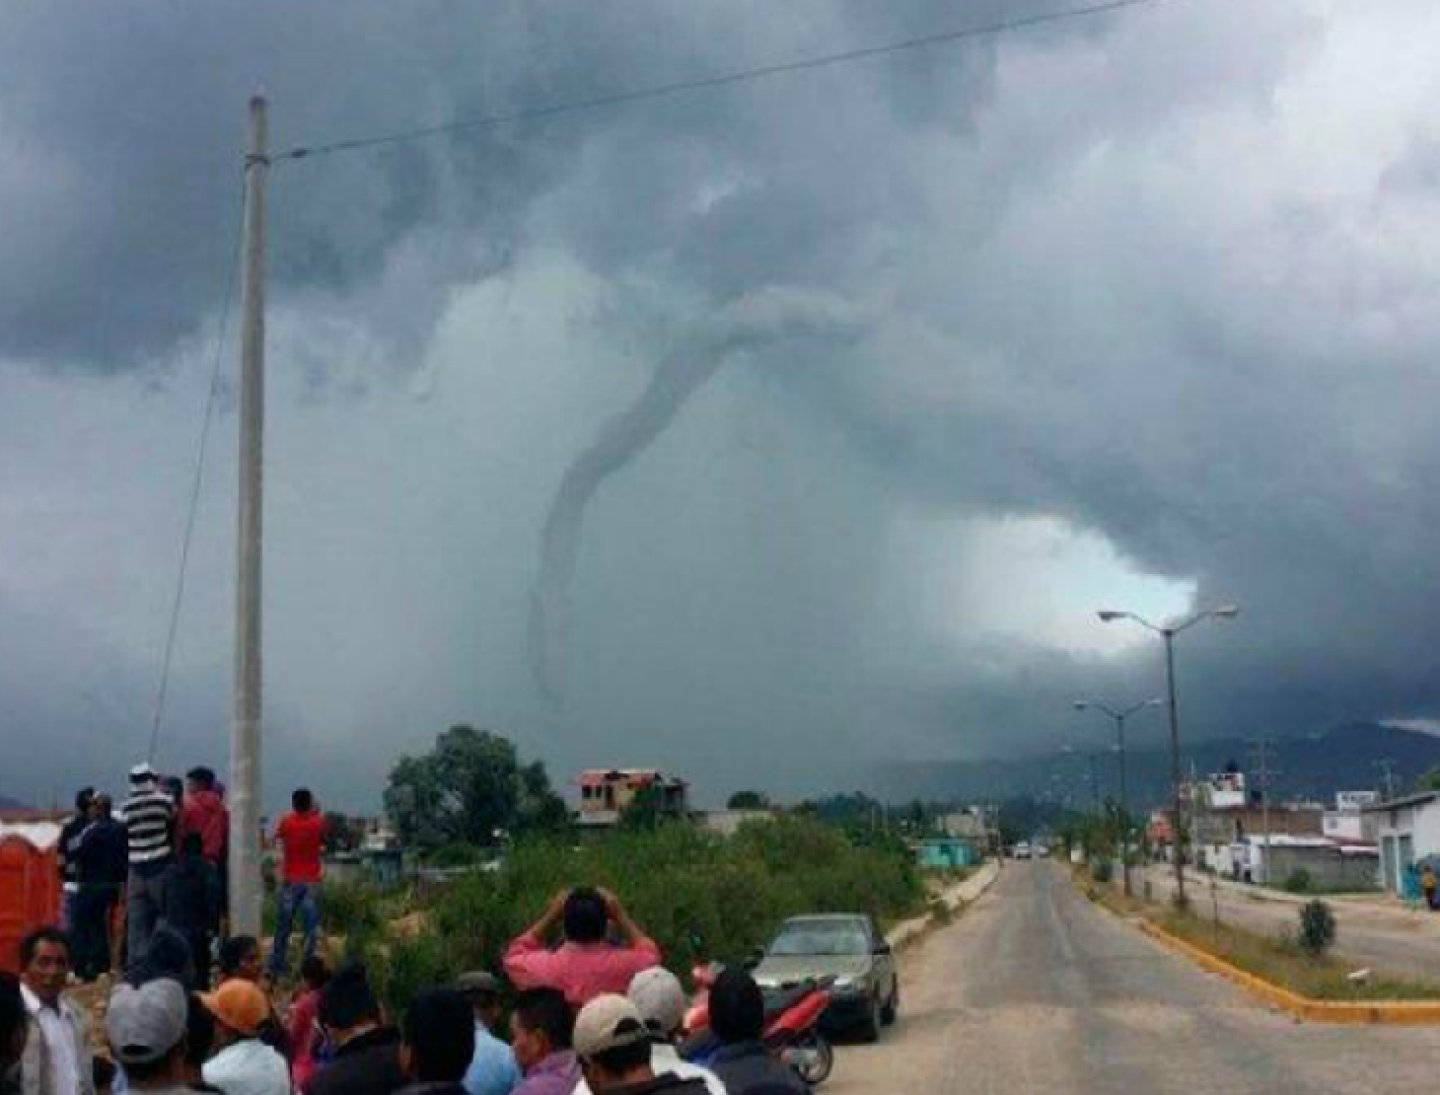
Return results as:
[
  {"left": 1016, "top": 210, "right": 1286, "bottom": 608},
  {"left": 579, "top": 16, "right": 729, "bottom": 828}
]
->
[{"left": 769, "top": 921, "right": 870, "bottom": 957}]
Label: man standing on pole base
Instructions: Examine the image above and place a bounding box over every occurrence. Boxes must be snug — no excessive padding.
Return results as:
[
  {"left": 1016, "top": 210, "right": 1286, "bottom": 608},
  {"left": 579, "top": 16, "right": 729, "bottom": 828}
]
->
[
  {"left": 268, "top": 788, "right": 325, "bottom": 978},
  {"left": 121, "top": 763, "right": 178, "bottom": 975}
]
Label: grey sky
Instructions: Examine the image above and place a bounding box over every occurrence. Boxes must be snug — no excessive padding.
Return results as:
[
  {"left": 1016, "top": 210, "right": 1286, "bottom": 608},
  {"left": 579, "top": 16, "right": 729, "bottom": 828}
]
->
[{"left": 2, "top": 1, "right": 1438, "bottom": 810}]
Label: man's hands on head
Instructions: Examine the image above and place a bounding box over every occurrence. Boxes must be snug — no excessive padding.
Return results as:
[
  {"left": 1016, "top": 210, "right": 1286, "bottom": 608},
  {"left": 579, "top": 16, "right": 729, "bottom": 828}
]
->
[{"left": 595, "top": 887, "right": 622, "bottom": 921}]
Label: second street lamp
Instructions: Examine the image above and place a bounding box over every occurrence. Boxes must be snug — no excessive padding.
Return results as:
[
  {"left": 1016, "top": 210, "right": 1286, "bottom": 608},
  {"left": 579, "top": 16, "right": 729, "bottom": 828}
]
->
[
  {"left": 1073, "top": 697, "right": 1164, "bottom": 896},
  {"left": 1097, "top": 605, "right": 1239, "bottom": 907}
]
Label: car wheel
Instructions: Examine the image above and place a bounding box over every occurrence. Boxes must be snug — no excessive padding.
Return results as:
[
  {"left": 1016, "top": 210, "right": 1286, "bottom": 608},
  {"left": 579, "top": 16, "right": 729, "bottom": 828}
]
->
[
  {"left": 881, "top": 981, "right": 899, "bottom": 1026},
  {"left": 858, "top": 991, "right": 882, "bottom": 1042}
]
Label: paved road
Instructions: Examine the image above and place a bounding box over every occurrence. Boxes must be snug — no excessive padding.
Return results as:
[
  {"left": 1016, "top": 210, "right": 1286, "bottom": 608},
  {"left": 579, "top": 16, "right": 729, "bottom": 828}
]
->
[
  {"left": 826, "top": 861, "right": 1440, "bottom": 1093},
  {"left": 1135, "top": 864, "right": 1440, "bottom": 985}
]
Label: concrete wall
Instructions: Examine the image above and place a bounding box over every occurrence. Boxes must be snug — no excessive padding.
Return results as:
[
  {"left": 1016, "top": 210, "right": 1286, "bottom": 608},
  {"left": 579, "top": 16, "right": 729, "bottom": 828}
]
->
[{"left": 1263, "top": 844, "right": 1379, "bottom": 892}]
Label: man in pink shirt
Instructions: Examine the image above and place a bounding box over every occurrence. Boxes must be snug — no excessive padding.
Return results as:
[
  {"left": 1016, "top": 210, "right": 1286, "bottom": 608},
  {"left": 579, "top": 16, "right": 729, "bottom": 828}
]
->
[
  {"left": 503, "top": 888, "right": 660, "bottom": 1008},
  {"left": 180, "top": 766, "right": 229, "bottom": 866}
]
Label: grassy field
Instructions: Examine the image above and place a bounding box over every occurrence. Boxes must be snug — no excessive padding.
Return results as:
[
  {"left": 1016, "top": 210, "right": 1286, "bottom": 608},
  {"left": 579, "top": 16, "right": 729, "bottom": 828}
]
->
[{"left": 1077, "top": 869, "right": 1440, "bottom": 1002}]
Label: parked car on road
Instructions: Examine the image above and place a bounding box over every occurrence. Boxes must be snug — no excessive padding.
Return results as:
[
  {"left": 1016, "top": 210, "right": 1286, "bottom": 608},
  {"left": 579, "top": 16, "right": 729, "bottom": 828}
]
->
[
  {"left": 1014, "top": 841, "right": 1032, "bottom": 859},
  {"left": 751, "top": 913, "right": 898, "bottom": 1042}
]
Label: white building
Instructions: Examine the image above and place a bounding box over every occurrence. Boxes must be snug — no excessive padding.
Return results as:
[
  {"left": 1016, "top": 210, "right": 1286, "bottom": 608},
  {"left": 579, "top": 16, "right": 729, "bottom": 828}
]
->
[
  {"left": 941, "top": 807, "right": 994, "bottom": 842},
  {"left": 1368, "top": 790, "right": 1440, "bottom": 894},
  {"left": 700, "top": 809, "right": 776, "bottom": 837},
  {"left": 1196, "top": 771, "right": 1247, "bottom": 810},
  {"left": 0, "top": 808, "right": 65, "bottom": 850},
  {"left": 1322, "top": 791, "right": 1379, "bottom": 844}
]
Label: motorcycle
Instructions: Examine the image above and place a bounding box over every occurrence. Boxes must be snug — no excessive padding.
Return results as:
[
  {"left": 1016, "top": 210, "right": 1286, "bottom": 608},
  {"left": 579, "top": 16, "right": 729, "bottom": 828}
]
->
[{"left": 683, "top": 962, "right": 836, "bottom": 1086}]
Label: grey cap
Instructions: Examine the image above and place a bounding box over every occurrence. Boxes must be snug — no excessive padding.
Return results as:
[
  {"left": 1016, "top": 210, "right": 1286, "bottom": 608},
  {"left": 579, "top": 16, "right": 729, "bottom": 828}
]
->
[
  {"left": 628, "top": 967, "right": 686, "bottom": 1035},
  {"left": 107, "top": 979, "right": 187, "bottom": 1065},
  {"left": 454, "top": 971, "right": 503, "bottom": 996}
]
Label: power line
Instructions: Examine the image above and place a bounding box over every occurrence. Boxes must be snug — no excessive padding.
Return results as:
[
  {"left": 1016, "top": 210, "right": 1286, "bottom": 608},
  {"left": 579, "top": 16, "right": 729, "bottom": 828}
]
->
[
  {"left": 147, "top": 179, "right": 246, "bottom": 763},
  {"left": 279, "top": 0, "right": 1178, "bottom": 163}
]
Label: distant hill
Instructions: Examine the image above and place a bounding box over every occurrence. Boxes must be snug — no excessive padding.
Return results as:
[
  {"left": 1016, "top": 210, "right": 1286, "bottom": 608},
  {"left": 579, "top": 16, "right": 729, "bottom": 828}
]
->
[
  {"left": 867, "top": 722, "right": 1440, "bottom": 809},
  {"left": 0, "top": 795, "right": 32, "bottom": 810}
]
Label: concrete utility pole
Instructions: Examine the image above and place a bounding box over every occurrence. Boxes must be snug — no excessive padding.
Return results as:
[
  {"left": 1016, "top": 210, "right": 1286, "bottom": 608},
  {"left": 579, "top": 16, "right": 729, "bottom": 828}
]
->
[
  {"left": 1376, "top": 759, "right": 1398, "bottom": 802},
  {"left": 1098, "top": 605, "right": 1240, "bottom": 908},
  {"left": 1163, "top": 631, "right": 1185, "bottom": 904},
  {"left": 1073, "top": 697, "right": 1163, "bottom": 897},
  {"left": 1249, "top": 738, "right": 1277, "bottom": 887},
  {"left": 230, "top": 94, "right": 269, "bottom": 936}
]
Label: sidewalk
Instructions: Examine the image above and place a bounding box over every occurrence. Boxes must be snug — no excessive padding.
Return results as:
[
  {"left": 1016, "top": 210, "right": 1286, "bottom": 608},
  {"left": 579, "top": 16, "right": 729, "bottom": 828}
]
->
[{"left": 1158, "top": 866, "right": 1409, "bottom": 912}]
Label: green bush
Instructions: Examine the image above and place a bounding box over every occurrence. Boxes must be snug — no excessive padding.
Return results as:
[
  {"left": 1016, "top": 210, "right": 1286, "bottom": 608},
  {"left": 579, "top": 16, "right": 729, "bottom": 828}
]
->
[
  {"left": 1298, "top": 899, "right": 1336, "bottom": 958},
  {"left": 1283, "top": 869, "right": 1312, "bottom": 894},
  {"left": 379, "top": 930, "right": 457, "bottom": 1015},
  {"left": 1091, "top": 860, "right": 1113, "bottom": 884},
  {"left": 322, "top": 880, "right": 388, "bottom": 940},
  {"left": 425, "top": 842, "right": 487, "bottom": 868}
]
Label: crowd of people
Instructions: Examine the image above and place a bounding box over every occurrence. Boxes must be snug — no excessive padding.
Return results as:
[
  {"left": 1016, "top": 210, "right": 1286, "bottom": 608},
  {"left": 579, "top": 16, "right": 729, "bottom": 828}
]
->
[
  {"left": 5, "top": 768, "right": 815, "bottom": 1095},
  {"left": 52, "top": 765, "right": 326, "bottom": 989}
]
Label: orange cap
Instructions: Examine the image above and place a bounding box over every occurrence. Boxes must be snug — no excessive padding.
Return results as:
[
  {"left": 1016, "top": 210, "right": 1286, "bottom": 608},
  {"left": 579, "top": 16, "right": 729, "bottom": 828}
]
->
[{"left": 200, "top": 979, "right": 270, "bottom": 1036}]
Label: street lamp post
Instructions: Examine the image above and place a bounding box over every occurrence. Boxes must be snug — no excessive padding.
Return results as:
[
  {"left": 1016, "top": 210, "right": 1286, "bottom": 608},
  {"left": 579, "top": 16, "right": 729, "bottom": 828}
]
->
[
  {"left": 1097, "top": 605, "right": 1239, "bottom": 907},
  {"left": 1074, "top": 697, "right": 1165, "bottom": 896}
]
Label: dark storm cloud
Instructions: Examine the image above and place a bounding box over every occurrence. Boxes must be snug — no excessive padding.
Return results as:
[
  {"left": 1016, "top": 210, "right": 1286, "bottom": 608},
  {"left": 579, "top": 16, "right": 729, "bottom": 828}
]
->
[{"left": 3, "top": 0, "right": 1440, "bottom": 805}]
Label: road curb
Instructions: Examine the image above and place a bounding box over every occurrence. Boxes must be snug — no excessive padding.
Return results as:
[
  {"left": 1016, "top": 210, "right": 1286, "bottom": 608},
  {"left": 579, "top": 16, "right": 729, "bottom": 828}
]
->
[
  {"left": 1135, "top": 917, "right": 1440, "bottom": 1025},
  {"left": 891, "top": 860, "right": 1000, "bottom": 951}
]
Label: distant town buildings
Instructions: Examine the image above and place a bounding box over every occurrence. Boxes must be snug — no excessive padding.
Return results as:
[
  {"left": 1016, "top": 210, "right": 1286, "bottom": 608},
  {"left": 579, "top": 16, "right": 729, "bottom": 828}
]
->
[
  {"left": 574, "top": 768, "right": 690, "bottom": 829},
  {"left": 940, "top": 806, "right": 996, "bottom": 843},
  {"left": 1155, "top": 769, "right": 1383, "bottom": 890}
]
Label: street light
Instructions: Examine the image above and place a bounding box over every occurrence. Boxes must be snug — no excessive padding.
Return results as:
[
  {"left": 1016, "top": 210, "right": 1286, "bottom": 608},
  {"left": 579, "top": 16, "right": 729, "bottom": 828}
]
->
[
  {"left": 1097, "top": 605, "right": 1240, "bottom": 906},
  {"left": 1073, "top": 697, "right": 1164, "bottom": 896}
]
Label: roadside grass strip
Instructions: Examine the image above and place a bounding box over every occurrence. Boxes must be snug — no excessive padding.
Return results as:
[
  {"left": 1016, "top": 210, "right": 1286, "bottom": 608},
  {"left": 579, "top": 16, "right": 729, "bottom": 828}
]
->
[{"left": 1076, "top": 872, "right": 1440, "bottom": 1024}]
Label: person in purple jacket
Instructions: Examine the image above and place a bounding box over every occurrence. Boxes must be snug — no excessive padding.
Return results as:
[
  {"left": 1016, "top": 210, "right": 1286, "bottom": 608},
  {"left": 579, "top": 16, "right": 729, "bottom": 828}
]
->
[{"left": 509, "top": 989, "right": 580, "bottom": 1095}]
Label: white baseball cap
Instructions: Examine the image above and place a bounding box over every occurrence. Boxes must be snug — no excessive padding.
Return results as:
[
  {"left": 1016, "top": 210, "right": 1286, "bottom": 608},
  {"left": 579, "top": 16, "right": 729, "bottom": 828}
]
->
[{"left": 573, "top": 994, "right": 650, "bottom": 1059}]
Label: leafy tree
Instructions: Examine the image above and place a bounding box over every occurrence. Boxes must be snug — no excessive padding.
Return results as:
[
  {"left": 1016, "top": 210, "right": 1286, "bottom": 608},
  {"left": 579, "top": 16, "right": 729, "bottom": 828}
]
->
[
  {"left": 517, "top": 760, "right": 572, "bottom": 833},
  {"left": 807, "top": 792, "right": 884, "bottom": 827},
  {"left": 727, "top": 790, "right": 770, "bottom": 810},
  {"left": 322, "top": 811, "right": 365, "bottom": 855},
  {"left": 384, "top": 725, "right": 569, "bottom": 851},
  {"left": 620, "top": 782, "right": 667, "bottom": 831},
  {"left": 1418, "top": 767, "right": 1440, "bottom": 792},
  {"left": 903, "top": 799, "right": 928, "bottom": 833}
]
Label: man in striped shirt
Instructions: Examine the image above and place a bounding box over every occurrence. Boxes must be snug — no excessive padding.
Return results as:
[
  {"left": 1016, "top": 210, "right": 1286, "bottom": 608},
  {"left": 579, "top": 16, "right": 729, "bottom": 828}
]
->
[{"left": 119, "top": 762, "right": 177, "bottom": 975}]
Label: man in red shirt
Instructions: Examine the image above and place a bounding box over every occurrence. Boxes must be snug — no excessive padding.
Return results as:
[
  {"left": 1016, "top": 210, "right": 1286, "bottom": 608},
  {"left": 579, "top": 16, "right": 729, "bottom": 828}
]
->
[
  {"left": 268, "top": 787, "right": 326, "bottom": 977},
  {"left": 503, "top": 887, "right": 661, "bottom": 1008}
]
